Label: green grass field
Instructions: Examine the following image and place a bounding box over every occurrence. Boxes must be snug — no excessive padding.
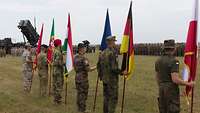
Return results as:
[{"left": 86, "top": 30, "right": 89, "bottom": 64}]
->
[{"left": 0, "top": 54, "right": 199, "bottom": 113}]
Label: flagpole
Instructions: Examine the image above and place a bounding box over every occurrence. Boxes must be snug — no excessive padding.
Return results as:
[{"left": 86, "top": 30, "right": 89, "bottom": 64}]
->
[
  {"left": 121, "top": 53, "right": 129, "bottom": 113},
  {"left": 93, "top": 75, "right": 99, "bottom": 112},
  {"left": 65, "top": 76, "right": 68, "bottom": 105},
  {"left": 121, "top": 74, "right": 127, "bottom": 113},
  {"left": 34, "top": 16, "right": 36, "bottom": 31},
  {"left": 48, "top": 64, "right": 52, "bottom": 96},
  {"left": 65, "top": 81, "right": 68, "bottom": 104},
  {"left": 190, "top": 87, "right": 194, "bottom": 113}
]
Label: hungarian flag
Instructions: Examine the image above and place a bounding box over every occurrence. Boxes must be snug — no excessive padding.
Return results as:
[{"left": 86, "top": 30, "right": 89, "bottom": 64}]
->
[
  {"left": 33, "top": 24, "right": 44, "bottom": 68},
  {"left": 100, "top": 9, "right": 112, "bottom": 51},
  {"left": 63, "top": 14, "right": 74, "bottom": 73},
  {"left": 120, "top": 2, "right": 135, "bottom": 80},
  {"left": 183, "top": 0, "right": 198, "bottom": 97},
  {"left": 47, "top": 19, "right": 55, "bottom": 64}
]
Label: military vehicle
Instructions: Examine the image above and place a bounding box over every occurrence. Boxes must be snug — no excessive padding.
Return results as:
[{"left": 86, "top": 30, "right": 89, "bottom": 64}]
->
[
  {"left": 18, "top": 20, "right": 39, "bottom": 46},
  {"left": 0, "top": 38, "right": 12, "bottom": 54}
]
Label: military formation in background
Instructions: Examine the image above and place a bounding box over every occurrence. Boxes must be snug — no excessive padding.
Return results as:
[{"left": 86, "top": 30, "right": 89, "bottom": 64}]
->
[
  {"left": 0, "top": 38, "right": 194, "bottom": 58},
  {"left": 134, "top": 43, "right": 185, "bottom": 56},
  {"left": 0, "top": 47, "right": 6, "bottom": 58}
]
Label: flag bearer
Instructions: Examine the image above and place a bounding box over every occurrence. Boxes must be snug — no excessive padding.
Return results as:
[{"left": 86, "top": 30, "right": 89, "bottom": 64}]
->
[
  {"left": 22, "top": 43, "right": 33, "bottom": 93},
  {"left": 52, "top": 39, "right": 64, "bottom": 104},
  {"left": 97, "top": 36, "right": 125, "bottom": 113},
  {"left": 155, "top": 39, "right": 195, "bottom": 113},
  {"left": 37, "top": 44, "right": 48, "bottom": 96}
]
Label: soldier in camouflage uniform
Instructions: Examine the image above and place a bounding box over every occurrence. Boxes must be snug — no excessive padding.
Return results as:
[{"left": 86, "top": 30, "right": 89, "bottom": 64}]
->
[
  {"left": 97, "top": 36, "right": 124, "bottom": 113},
  {"left": 0, "top": 48, "right": 2, "bottom": 58},
  {"left": 22, "top": 43, "right": 33, "bottom": 93},
  {"left": 155, "top": 39, "right": 195, "bottom": 113},
  {"left": 52, "top": 39, "right": 64, "bottom": 104},
  {"left": 37, "top": 44, "right": 48, "bottom": 96},
  {"left": 74, "top": 43, "right": 96, "bottom": 113},
  {"left": 2, "top": 48, "right": 6, "bottom": 57}
]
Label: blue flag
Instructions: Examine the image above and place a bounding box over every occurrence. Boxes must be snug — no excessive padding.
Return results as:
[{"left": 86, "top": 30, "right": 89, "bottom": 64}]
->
[{"left": 100, "top": 9, "right": 112, "bottom": 51}]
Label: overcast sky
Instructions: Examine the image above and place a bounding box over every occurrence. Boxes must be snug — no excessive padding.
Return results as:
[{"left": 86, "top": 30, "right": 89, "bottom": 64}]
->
[{"left": 0, "top": 0, "right": 199, "bottom": 45}]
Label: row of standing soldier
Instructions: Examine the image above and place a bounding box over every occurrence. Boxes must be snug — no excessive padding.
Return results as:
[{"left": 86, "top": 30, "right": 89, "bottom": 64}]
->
[
  {"left": 21, "top": 40, "right": 64, "bottom": 104},
  {"left": 20, "top": 35, "right": 126, "bottom": 113},
  {"left": 20, "top": 37, "right": 197, "bottom": 113}
]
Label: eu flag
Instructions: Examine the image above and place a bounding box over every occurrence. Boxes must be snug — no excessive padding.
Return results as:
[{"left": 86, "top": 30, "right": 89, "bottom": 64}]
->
[{"left": 100, "top": 9, "right": 112, "bottom": 51}]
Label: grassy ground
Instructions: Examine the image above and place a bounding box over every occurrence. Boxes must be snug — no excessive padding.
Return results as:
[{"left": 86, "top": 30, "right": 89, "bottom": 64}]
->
[{"left": 0, "top": 54, "right": 199, "bottom": 113}]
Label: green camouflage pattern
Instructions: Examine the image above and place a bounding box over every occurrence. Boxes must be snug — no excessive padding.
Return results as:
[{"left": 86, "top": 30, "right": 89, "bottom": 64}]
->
[
  {"left": 52, "top": 48, "right": 64, "bottom": 104},
  {"left": 98, "top": 47, "right": 120, "bottom": 113}
]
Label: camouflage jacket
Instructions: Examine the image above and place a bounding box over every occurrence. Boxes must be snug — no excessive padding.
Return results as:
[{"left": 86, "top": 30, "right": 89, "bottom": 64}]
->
[
  {"left": 53, "top": 48, "right": 64, "bottom": 75},
  {"left": 74, "top": 54, "right": 90, "bottom": 82},
  {"left": 97, "top": 47, "right": 120, "bottom": 84},
  {"left": 37, "top": 51, "right": 48, "bottom": 75},
  {"left": 22, "top": 49, "right": 33, "bottom": 71}
]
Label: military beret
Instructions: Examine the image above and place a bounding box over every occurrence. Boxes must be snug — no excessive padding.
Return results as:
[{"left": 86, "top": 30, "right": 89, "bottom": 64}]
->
[{"left": 54, "top": 39, "right": 62, "bottom": 47}]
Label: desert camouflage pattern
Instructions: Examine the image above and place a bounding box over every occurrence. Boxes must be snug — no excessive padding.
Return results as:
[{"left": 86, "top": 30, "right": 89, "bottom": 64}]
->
[{"left": 22, "top": 49, "right": 33, "bottom": 93}]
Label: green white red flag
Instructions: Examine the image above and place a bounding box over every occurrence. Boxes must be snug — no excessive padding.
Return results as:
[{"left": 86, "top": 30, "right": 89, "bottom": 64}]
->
[{"left": 63, "top": 14, "right": 74, "bottom": 73}]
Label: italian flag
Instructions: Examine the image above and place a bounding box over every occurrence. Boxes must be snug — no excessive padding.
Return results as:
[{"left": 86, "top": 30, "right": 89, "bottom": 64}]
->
[
  {"left": 183, "top": 0, "right": 198, "bottom": 97},
  {"left": 63, "top": 14, "right": 74, "bottom": 73},
  {"left": 120, "top": 2, "right": 135, "bottom": 80}
]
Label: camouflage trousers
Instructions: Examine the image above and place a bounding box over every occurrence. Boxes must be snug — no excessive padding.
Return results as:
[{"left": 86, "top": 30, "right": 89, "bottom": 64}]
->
[
  {"left": 38, "top": 73, "right": 48, "bottom": 97},
  {"left": 23, "top": 70, "right": 33, "bottom": 93},
  {"left": 158, "top": 83, "right": 180, "bottom": 113},
  {"left": 52, "top": 73, "right": 64, "bottom": 103},
  {"left": 75, "top": 81, "right": 89, "bottom": 112},
  {"left": 103, "top": 83, "right": 118, "bottom": 113}
]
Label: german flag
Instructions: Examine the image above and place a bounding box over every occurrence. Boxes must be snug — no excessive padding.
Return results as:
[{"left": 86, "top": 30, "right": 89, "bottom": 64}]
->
[{"left": 120, "top": 2, "right": 135, "bottom": 80}]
